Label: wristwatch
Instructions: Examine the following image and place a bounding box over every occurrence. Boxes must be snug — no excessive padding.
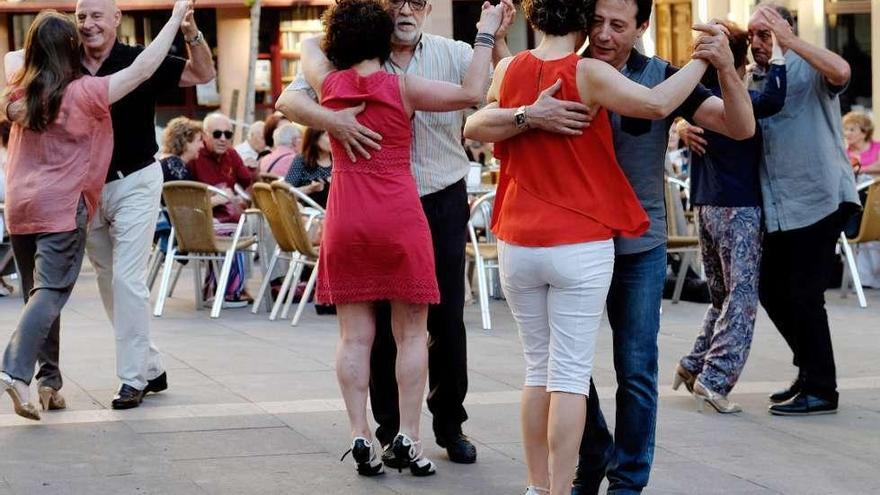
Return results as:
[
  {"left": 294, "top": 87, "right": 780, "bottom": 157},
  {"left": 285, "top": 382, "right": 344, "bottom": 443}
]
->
[
  {"left": 514, "top": 105, "right": 529, "bottom": 130},
  {"left": 185, "top": 30, "right": 204, "bottom": 46}
]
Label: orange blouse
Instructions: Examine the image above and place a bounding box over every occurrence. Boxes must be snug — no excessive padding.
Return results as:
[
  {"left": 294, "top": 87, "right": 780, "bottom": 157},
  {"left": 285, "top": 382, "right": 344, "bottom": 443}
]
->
[{"left": 492, "top": 51, "right": 649, "bottom": 247}]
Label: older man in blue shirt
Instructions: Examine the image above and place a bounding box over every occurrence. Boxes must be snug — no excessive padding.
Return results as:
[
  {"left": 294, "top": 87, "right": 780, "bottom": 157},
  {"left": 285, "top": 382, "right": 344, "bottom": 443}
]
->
[{"left": 748, "top": 5, "right": 858, "bottom": 416}]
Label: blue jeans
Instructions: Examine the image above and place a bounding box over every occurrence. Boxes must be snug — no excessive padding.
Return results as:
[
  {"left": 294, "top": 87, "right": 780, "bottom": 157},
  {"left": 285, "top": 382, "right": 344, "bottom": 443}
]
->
[{"left": 573, "top": 244, "right": 666, "bottom": 495}]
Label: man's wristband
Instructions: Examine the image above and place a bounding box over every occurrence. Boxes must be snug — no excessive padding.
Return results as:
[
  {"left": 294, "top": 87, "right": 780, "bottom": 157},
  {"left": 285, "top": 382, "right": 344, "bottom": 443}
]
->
[{"left": 474, "top": 32, "right": 495, "bottom": 49}]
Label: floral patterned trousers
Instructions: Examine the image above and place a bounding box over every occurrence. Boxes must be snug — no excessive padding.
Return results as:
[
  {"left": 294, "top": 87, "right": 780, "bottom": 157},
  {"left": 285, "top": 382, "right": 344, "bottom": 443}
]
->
[{"left": 681, "top": 206, "right": 762, "bottom": 396}]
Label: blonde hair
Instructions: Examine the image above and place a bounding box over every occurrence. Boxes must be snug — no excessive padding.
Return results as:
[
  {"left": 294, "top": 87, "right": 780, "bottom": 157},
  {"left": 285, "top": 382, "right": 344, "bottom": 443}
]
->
[
  {"left": 843, "top": 111, "right": 874, "bottom": 141},
  {"left": 162, "top": 117, "right": 202, "bottom": 156}
]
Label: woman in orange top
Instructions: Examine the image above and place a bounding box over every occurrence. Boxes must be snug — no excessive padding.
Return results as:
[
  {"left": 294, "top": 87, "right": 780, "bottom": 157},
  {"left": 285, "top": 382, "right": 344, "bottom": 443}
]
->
[{"left": 463, "top": 0, "right": 733, "bottom": 492}]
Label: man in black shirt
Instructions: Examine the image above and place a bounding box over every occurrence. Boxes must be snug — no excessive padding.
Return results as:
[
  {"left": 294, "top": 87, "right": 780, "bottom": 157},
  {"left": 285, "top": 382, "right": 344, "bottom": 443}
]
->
[{"left": 75, "top": 0, "right": 215, "bottom": 409}]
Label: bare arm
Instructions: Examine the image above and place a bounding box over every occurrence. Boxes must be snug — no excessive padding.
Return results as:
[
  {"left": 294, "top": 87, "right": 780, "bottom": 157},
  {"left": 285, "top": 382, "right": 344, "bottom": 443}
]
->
[
  {"left": 1, "top": 51, "right": 25, "bottom": 123},
  {"left": 579, "top": 57, "right": 709, "bottom": 120},
  {"left": 403, "top": 3, "right": 504, "bottom": 113},
  {"left": 108, "top": 0, "right": 190, "bottom": 104},
  {"left": 300, "top": 35, "right": 335, "bottom": 100},
  {"left": 178, "top": 8, "right": 216, "bottom": 86},
  {"left": 757, "top": 6, "right": 849, "bottom": 87}
]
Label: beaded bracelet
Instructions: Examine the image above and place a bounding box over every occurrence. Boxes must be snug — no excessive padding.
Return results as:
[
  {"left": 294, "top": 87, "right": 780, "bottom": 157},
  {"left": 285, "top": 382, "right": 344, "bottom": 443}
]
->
[{"left": 474, "top": 32, "right": 496, "bottom": 49}]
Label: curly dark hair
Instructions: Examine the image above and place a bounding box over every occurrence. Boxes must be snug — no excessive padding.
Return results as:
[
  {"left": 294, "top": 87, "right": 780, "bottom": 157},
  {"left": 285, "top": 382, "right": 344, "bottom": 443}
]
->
[
  {"left": 522, "top": 0, "right": 594, "bottom": 36},
  {"left": 321, "top": 0, "right": 393, "bottom": 70}
]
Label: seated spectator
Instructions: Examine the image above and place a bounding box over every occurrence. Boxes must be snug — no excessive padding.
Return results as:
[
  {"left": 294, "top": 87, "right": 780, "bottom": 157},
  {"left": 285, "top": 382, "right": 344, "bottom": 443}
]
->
[
  {"left": 259, "top": 123, "right": 299, "bottom": 177},
  {"left": 160, "top": 117, "right": 202, "bottom": 181},
  {"left": 843, "top": 111, "right": 880, "bottom": 174},
  {"left": 187, "top": 112, "right": 254, "bottom": 307},
  {"left": 262, "top": 111, "right": 292, "bottom": 153},
  {"left": 284, "top": 127, "right": 332, "bottom": 208},
  {"left": 235, "top": 121, "right": 266, "bottom": 170},
  {"left": 188, "top": 112, "right": 253, "bottom": 224}
]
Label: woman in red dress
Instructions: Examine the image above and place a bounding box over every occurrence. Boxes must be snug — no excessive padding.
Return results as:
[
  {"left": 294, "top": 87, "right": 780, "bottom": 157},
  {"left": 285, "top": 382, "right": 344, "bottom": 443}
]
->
[{"left": 301, "top": 0, "right": 507, "bottom": 477}]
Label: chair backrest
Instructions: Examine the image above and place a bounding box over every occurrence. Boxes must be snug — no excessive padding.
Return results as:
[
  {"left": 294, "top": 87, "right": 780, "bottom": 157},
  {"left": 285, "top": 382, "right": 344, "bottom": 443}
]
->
[
  {"left": 468, "top": 190, "right": 497, "bottom": 246},
  {"left": 271, "top": 181, "right": 319, "bottom": 258},
  {"left": 252, "top": 183, "right": 299, "bottom": 253},
  {"left": 664, "top": 177, "right": 690, "bottom": 237},
  {"left": 853, "top": 182, "right": 880, "bottom": 243},
  {"left": 162, "top": 181, "right": 220, "bottom": 253}
]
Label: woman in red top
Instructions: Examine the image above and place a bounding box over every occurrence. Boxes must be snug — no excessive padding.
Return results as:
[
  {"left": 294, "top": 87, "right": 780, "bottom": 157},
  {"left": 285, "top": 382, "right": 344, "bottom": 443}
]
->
[
  {"left": 301, "top": 0, "right": 508, "bottom": 477},
  {"left": 0, "top": 2, "right": 190, "bottom": 421},
  {"left": 464, "top": 0, "right": 726, "bottom": 492}
]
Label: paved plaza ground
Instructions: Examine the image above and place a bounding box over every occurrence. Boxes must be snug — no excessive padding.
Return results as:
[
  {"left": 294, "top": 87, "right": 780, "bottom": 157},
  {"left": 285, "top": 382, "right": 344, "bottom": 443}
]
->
[{"left": 0, "top": 263, "right": 878, "bottom": 495}]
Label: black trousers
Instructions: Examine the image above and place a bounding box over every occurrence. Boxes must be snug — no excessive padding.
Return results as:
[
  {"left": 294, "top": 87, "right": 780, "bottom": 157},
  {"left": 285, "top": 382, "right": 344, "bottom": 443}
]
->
[
  {"left": 758, "top": 207, "right": 850, "bottom": 402},
  {"left": 370, "top": 179, "right": 470, "bottom": 446}
]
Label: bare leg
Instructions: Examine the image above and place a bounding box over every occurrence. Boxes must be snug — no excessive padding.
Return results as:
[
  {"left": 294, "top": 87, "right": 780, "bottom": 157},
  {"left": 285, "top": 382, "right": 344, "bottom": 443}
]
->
[
  {"left": 335, "top": 302, "right": 376, "bottom": 439},
  {"left": 390, "top": 301, "right": 429, "bottom": 440},
  {"left": 522, "top": 386, "right": 551, "bottom": 490},
  {"left": 548, "top": 392, "right": 586, "bottom": 495}
]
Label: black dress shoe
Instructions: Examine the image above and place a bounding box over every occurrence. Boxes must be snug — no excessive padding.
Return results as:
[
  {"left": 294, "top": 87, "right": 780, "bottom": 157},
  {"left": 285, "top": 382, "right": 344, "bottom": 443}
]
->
[
  {"left": 144, "top": 372, "right": 168, "bottom": 395},
  {"left": 768, "top": 392, "right": 837, "bottom": 416},
  {"left": 437, "top": 433, "right": 477, "bottom": 464},
  {"left": 381, "top": 443, "right": 408, "bottom": 469},
  {"left": 111, "top": 384, "right": 144, "bottom": 410},
  {"left": 769, "top": 377, "right": 803, "bottom": 404}
]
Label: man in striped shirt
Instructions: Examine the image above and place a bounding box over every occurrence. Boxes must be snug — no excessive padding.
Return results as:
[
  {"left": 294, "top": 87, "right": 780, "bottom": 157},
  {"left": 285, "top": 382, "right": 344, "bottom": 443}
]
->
[{"left": 276, "top": 0, "right": 514, "bottom": 466}]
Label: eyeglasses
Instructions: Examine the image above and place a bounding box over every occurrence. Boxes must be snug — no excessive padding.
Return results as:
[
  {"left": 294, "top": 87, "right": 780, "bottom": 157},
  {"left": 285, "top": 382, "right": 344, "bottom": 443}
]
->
[
  {"left": 212, "top": 130, "right": 234, "bottom": 140},
  {"left": 389, "top": 0, "right": 427, "bottom": 12}
]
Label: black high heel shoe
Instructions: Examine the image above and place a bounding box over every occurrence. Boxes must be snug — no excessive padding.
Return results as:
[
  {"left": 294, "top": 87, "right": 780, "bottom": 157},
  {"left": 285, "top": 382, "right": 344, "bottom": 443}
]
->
[
  {"left": 391, "top": 433, "right": 436, "bottom": 477},
  {"left": 340, "top": 437, "right": 384, "bottom": 476}
]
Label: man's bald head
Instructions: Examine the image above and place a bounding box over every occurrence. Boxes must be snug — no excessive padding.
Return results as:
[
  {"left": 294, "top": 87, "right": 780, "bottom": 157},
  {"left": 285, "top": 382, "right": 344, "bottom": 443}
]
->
[
  {"left": 75, "top": 0, "right": 121, "bottom": 56},
  {"left": 203, "top": 113, "right": 234, "bottom": 156}
]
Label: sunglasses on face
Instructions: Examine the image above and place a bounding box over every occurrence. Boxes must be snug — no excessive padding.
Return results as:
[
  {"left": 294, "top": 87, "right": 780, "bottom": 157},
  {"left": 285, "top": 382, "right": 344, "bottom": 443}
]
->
[
  {"left": 212, "top": 130, "right": 234, "bottom": 140},
  {"left": 389, "top": 0, "right": 427, "bottom": 11}
]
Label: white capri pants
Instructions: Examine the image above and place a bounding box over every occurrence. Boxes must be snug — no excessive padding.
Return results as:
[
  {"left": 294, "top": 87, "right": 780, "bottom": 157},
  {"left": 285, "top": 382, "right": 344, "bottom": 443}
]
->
[{"left": 498, "top": 239, "right": 614, "bottom": 396}]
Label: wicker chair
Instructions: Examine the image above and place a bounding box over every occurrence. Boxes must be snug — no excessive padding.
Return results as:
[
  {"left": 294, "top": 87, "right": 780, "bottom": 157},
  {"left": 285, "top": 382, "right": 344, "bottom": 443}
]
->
[
  {"left": 839, "top": 179, "right": 879, "bottom": 308},
  {"left": 152, "top": 181, "right": 259, "bottom": 318},
  {"left": 251, "top": 182, "right": 323, "bottom": 324},
  {"left": 466, "top": 190, "right": 498, "bottom": 331},
  {"left": 272, "top": 181, "right": 322, "bottom": 326}
]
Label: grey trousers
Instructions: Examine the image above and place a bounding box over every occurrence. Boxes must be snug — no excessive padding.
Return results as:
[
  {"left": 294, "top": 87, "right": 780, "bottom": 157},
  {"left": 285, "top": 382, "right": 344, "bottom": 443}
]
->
[{"left": 1, "top": 200, "right": 88, "bottom": 387}]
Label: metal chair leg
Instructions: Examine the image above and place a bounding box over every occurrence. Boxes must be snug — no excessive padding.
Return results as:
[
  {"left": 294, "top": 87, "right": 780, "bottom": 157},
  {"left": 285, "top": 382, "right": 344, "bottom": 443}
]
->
[
  {"left": 292, "top": 261, "right": 319, "bottom": 327},
  {"left": 153, "top": 228, "right": 177, "bottom": 317},
  {"left": 672, "top": 252, "right": 691, "bottom": 304},
  {"left": 840, "top": 233, "right": 867, "bottom": 308},
  {"left": 252, "top": 247, "right": 281, "bottom": 314}
]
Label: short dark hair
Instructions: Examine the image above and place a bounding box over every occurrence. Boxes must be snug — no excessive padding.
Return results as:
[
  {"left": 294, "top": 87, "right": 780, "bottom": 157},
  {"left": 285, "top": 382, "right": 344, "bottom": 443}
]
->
[
  {"left": 523, "top": 0, "right": 593, "bottom": 36},
  {"left": 321, "top": 0, "right": 393, "bottom": 70},
  {"left": 633, "top": 0, "right": 652, "bottom": 26}
]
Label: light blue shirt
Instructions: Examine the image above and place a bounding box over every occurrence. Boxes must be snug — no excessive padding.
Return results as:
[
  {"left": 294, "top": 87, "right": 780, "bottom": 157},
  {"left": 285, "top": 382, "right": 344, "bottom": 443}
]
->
[{"left": 753, "top": 51, "right": 858, "bottom": 232}]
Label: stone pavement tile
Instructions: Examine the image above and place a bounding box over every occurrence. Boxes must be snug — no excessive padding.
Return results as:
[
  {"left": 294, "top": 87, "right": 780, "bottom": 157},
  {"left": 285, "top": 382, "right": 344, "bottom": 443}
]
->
[
  {"left": 141, "top": 425, "right": 322, "bottom": 460},
  {"left": 8, "top": 476, "right": 205, "bottom": 495},
  {"left": 649, "top": 447, "right": 780, "bottom": 495},
  {"left": 125, "top": 413, "right": 286, "bottom": 434},
  {"left": 0, "top": 422, "right": 172, "bottom": 483},
  {"left": 215, "top": 370, "right": 339, "bottom": 402},
  {"left": 175, "top": 453, "right": 401, "bottom": 495},
  {"left": 842, "top": 388, "right": 880, "bottom": 413}
]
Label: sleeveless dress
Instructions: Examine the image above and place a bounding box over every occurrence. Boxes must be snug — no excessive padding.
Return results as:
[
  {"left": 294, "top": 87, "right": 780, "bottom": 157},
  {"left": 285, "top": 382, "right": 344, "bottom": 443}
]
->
[
  {"left": 492, "top": 52, "right": 649, "bottom": 244},
  {"left": 315, "top": 69, "right": 440, "bottom": 305}
]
